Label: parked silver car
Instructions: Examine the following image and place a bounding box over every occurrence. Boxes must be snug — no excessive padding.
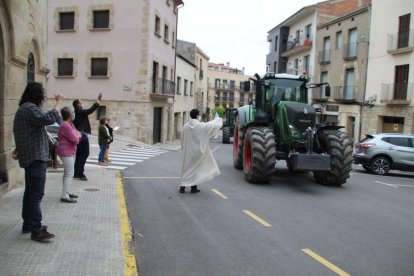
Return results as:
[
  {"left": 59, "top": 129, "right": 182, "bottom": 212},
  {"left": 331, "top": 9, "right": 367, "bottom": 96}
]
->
[{"left": 353, "top": 133, "right": 414, "bottom": 175}]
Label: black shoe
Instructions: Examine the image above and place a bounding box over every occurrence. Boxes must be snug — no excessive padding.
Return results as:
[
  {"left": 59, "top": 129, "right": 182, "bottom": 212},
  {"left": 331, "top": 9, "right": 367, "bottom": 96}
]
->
[
  {"left": 73, "top": 175, "right": 80, "bottom": 179},
  {"left": 31, "top": 229, "right": 55, "bottom": 241},
  {"left": 61, "top": 198, "right": 77, "bottom": 203},
  {"left": 190, "top": 185, "right": 200, "bottom": 193},
  {"left": 22, "top": 225, "right": 47, "bottom": 234},
  {"left": 179, "top": 186, "right": 185, "bottom": 193},
  {"left": 68, "top": 194, "right": 78, "bottom": 198},
  {"left": 80, "top": 175, "right": 88, "bottom": 181}
]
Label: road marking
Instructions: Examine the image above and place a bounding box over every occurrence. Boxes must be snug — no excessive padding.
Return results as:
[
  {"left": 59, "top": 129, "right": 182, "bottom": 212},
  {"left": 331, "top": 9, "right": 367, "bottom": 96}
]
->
[
  {"left": 302, "top": 248, "right": 349, "bottom": 276},
  {"left": 375, "top": 181, "right": 398, "bottom": 188},
  {"left": 212, "top": 146, "right": 220, "bottom": 152},
  {"left": 123, "top": 176, "right": 181, "bottom": 179},
  {"left": 86, "top": 163, "right": 127, "bottom": 170},
  {"left": 211, "top": 189, "right": 228, "bottom": 199},
  {"left": 117, "top": 172, "right": 139, "bottom": 276},
  {"left": 243, "top": 210, "right": 272, "bottom": 227}
]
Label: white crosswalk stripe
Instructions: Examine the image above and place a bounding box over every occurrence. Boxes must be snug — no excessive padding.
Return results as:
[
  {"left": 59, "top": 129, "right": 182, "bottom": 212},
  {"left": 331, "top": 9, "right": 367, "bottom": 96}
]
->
[{"left": 85, "top": 145, "right": 168, "bottom": 170}]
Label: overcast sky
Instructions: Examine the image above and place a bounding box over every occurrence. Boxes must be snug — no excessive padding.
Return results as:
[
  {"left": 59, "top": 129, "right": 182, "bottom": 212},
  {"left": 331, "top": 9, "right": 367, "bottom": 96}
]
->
[{"left": 177, "top": 0, "right": 319, "bottom": 76}]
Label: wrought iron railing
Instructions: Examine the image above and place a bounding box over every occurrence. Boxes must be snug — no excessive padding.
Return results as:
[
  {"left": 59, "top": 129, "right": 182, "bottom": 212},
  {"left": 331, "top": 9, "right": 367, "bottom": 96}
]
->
[
  {"left": 318, "top": 50, "right": 331, "bottom": 64},
  {"left": 311, "top": 87, "right": 329, "bottom": 101},
  {"left": 333, "top": 85, "right": 361, "bottom": 101},
  {"left": 152, "top": 78, "right": 175, "bottom": 95},
  {"left": 343, "top": 42, "right": 358, "bottom": 60}
]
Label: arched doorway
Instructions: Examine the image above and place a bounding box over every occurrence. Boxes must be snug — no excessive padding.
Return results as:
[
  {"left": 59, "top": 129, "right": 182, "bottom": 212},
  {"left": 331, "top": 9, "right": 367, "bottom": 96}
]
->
[{"left": 27, "top": 52, "right": 35, "bottom": 83}]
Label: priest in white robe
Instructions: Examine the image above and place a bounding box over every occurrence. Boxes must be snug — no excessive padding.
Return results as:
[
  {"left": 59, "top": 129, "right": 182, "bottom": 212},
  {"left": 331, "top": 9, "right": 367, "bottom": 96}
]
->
[{"left": 180, "top": 109, "right": 223, "bottom": 193}]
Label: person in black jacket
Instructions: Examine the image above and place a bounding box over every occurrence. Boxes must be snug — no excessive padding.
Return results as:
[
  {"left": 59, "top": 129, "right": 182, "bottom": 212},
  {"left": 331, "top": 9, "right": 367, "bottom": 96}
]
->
[{"left": 72, "top": 92, "right": 102, "bottom": 180}]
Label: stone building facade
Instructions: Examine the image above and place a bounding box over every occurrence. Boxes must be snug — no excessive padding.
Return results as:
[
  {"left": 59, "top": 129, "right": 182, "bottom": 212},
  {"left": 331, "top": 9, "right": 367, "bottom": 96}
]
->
[
  {"left": 47, "top": 0, "right": 183, "bottom": 145},
  {"left": 363, "top": 0, "right": 414, "bottom": 136},
  {"left": 0, "top": 0, "right": 49, "bottom": 192}
]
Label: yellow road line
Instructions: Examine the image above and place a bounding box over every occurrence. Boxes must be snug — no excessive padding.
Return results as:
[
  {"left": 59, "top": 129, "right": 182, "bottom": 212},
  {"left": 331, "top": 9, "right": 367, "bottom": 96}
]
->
[
  {"left": 117, "top": 171, "right": 139, "bottom": 276},
  {"left": 123, "top": 176, "right": 181, "bottom": 179},
  {"left": 211, "top": 189, "right": 229, "bottom": 199},
  {"left": 243, "top": 210, "right": 272, "bottom": 227},
  {"left": 302, "top": 248, "right": 350, "bottom": 276}
]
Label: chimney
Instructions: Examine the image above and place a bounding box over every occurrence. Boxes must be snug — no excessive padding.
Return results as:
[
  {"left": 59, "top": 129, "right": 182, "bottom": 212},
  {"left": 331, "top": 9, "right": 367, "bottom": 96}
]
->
[{"left": 226, "top": 62, "right": 230, "bottom": 67}]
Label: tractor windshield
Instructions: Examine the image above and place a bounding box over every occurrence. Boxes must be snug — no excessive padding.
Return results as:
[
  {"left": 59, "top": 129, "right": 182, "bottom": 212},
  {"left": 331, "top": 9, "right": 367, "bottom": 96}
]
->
[{"left": 265, "top": 78, "right": 307, "bottom": 104}]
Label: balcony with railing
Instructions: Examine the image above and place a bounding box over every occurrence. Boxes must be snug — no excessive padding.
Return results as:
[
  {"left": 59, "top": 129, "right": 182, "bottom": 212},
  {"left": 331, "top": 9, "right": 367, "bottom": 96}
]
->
[
  {"left": 380, "top": 83, "right": 413, "bottom": 105},
  {"left": 281, "top": 34, "right": 313, "bottom": 57},
  {"left": 343, "top": 42, "right": 358, "bottom": 60},
  {"left": 311, "top": 87, "right": 329, "bottom": 102},
  {"left": 209, "top": 83, "right": 236, "bottom": 91},
  {"left": 333, "top": 86, "right": 362, "bottom": 103},
  {"left": 387, "top": 30, "right": 414, "bottom": 54},
  {"left": 151, "top": 78, "right": 175, "bottom": 100},
  {"left": 318, "top": 50, "right": 331, "bottom": 64}
]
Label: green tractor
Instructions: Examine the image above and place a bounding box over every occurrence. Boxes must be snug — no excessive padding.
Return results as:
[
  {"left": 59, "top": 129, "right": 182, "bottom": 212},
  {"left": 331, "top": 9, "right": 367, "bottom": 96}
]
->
[
  {"left": 222, "top": 108, "right": 238, "bottom": 144},
  {"left": 233, "top": 72, "right": 353, "bottom": 186}
]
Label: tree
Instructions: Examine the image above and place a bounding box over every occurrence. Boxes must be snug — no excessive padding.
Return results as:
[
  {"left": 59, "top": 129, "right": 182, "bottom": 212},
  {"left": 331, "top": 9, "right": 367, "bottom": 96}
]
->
[{"left": 213, "top": 105, "right": 225, "bottom": 118}]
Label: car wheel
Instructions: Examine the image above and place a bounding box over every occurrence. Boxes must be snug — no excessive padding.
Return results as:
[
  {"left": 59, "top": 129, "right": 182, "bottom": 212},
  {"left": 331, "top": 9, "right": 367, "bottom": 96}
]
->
[{"left": 371, "top": 157, "right": 390, "bottom": 175}]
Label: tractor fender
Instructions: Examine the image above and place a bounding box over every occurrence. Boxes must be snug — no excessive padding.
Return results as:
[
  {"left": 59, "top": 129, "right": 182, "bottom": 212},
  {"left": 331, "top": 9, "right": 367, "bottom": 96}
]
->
[{"left": 237, "top": 105, "right": 251, "bottom": 127}]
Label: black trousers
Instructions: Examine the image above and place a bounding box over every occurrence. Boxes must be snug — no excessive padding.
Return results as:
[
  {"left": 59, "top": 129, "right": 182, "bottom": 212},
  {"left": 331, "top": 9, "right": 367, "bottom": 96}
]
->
[
  {"left": 74, "top": 133, "right": 89, "bottom": 177},
  {"left": 22, "top": 161, "right": 47, "bottom": 233}
]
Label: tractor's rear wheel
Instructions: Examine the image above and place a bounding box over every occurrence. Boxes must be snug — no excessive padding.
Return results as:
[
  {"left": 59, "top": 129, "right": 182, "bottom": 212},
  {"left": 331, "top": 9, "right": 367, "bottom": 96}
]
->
[
  {"left": 313, "top": 131, "right": 353, "bottom": 186},
  {"left": 233, "top": 126, "right": 244, "bottom": 169},
  {"left": 222, "top": 126, "right": 230, "bottom": 144},
  {"left": 243, "top": 127, "right": 276, "bottom": 183}
]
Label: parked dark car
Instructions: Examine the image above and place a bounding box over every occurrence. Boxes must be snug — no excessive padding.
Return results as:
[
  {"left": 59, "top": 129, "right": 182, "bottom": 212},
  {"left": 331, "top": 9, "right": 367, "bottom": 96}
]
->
[{"left": 353, "top": 133, "right": 414, "bottom": 175}]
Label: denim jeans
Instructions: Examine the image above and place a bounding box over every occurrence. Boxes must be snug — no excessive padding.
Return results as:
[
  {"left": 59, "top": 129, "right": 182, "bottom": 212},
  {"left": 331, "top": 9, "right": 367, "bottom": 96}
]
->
[
  {"left": 22, "top": 160, "right": 47, "bottom": 233},
  {"left": 98, "top": 143, "right": 108, "bottom": 162}
]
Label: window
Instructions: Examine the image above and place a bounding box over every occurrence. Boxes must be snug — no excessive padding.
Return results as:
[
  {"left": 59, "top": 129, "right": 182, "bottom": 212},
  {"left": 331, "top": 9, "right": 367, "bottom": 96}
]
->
[
  {"left": 93, "top": 10, "right": 109, "bottom": 29},
  {"left": 184, "top": 79, "right": 188, "bottom": 95},
  {"left": 27, "top": 52, "right": 35, "bottom": 84},
  {"left": 230, "top": 80, "right": 235, "bottom": 90},
  {"left": 268, "top": 39, "right": 272, "bottom": 52},
  {"left": 304, "top": 55, "right": 310, "bottom": 74},
  {"left": 344, "top": 68, "right": 355, "bottom": 99},
  {"left": 58, "top": 58, "right": 73, "bottom": 76},
  {"left": 59, "top": 12, "right": 75, "bottom": 30},
  {"left": 239, "top": 92, "right": 245, "bottom": 104},
  {"left": 172, "top": 31, "right": 175, "bottom": 47},
  {"left": 346, "top": 28, "right": 357, "bottom": 59},
  {"left": 155, "top": 15, "right": 161, "bottom": 35},
  {"left": 305, "top": 24, "right": 312, "bottom": 39},
  {"left": 398, "top": 13, "right": 411, "bottom": 48},
  {"left": 176, "top": 76, "right": 181, "bottom": 94},
  {"left": 152, "top": 61, "right": 159, "bottom": 93},
  {"left": 336, "top": 31, "right": 342, "bottom": 49},
  {"left": 394, "top": 64, "right": 409, "bottom": 100},
  {"left": 273, "top": 62, "right": 277, "bottom": 73},
  {"left": 190, "top": 81, "right": 193, "bottom": 96},
  {"left": 294, "top": 58, "right": 299, "bottom": 73},
  {"left": 274, "top": 35, "right": 278, "bottom": 51},
  {"left": 164, "top": 24, "right": 169, "bottom": 43},
  {"left": 91, "top": 58, "right": 108, "bottom": 76},
  {"left": 295, "top": 30, "right": 300, "bottom": 42},
  {"left": 383, "top": 137, "right": 410, "bottom": 148},
  {"left": 215, "top": 79, "right": 220, "bottom": 88},
  {"left": 320, "top": 71, "right": 328, "bottom": 98}
]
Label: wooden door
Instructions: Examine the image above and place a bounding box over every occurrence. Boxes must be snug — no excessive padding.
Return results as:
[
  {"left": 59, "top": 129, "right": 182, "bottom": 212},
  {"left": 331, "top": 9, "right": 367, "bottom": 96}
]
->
[{"left": 153, "top": 108, "right": 162, "bottom": 144}]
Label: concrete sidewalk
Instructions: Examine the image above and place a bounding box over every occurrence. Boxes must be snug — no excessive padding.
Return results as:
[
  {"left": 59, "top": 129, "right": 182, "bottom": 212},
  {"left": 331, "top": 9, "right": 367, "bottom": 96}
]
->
[{"left": 0, "top": 133, "right": 180, "bottom": 275}]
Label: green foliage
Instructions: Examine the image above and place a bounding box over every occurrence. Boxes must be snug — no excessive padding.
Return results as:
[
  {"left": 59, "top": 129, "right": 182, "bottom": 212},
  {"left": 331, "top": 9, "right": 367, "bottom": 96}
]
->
[{"left": 213, "top": 105, "right": 225, "bottom": 117}]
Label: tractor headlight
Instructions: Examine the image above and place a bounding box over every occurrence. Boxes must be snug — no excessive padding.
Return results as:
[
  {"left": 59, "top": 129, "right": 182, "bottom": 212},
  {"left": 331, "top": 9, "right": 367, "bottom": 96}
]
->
[{"left": 288, "top": 124, "right": 301, "bottom": 138}]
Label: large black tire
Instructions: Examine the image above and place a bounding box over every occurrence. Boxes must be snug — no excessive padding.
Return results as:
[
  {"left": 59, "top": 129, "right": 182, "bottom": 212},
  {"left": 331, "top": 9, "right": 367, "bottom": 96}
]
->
[
  {"left": 222, "top": 126, "right": 230, "bottom": 144},
  {"left": 233, "top": 125, "right": 244, "bottom": 169},
  {"left": 370, "top": 156, "right": 390, "bottom": 175},
  {"left": 243, "top": 127, "right": 276, "bottom": 183},
  {"left": 313, "top": 131, "right": 353, "bottom": 186}
]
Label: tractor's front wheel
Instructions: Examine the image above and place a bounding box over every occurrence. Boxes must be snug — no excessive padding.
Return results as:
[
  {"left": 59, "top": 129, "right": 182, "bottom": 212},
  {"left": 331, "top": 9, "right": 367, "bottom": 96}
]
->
[
  {"left": 222, "top": 126, "right": 230, "bottom": 144},
  {"left": 233, "top": 125, "right": 244, "bottom": 169},
  {"left": 313, "top": 131, "right": 353, "bottom": 186},
  {"left": 243, "top": 127, "right": 276, "bottom": 183}
]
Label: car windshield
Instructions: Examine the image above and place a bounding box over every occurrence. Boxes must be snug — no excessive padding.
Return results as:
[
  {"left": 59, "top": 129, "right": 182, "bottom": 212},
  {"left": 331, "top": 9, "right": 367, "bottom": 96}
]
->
[{"left": 265, "top": 78, "right": 307, "bottom": 104}]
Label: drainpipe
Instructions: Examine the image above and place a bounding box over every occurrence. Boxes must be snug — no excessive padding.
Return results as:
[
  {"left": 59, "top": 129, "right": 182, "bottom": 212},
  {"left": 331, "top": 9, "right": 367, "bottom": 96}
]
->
[
  {"left": 358, "top": 5, "right": 371, "bottom": 142},
  {"left": 171, "top": 1, "right": 184, "bottom": 142}
]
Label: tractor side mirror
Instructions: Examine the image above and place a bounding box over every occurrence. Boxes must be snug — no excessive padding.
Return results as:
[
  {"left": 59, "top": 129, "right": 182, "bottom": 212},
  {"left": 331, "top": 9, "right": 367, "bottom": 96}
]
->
[
  {"left": 325, "top": 86, "right": 331, "bottom": 97},
  {"left": 243, "top": 81, "right": 250, "bottom": 91}
]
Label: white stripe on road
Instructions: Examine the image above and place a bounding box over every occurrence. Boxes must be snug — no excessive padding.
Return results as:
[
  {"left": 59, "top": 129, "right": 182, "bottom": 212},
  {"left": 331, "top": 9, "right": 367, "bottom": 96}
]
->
[
  {"left": 106, "top": 156, "right": 145, "bottom": 162},
  {"left": 93, "top": 154, "right": 147, "bottom": 161},
  {"left": 123, "top": 148, "right": 166, "bottom": 154},
  {"left": 212, "top": 146, "right": 220, "bottom": 152},
  {"left": 375, "top": 181, "right": 398, "bottom": 188},
  {"left": 85, "top": 163, "right": 127, "bottom": 170},
  {"left": 119, "top": 150, "right": 160, "bottom": 156},
  {"left": 87, "top": 159, "right": 136, "bottom": 166}
]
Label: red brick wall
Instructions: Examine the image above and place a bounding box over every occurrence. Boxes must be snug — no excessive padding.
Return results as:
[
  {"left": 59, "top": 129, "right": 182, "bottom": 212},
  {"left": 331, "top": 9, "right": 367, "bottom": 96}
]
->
[{"left": 317, "top": 0, "right": 371, "bottom": 23}]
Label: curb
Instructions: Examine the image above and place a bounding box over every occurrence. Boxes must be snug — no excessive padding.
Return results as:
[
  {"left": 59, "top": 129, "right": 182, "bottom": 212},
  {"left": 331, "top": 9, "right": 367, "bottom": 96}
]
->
[{"left": 117, "top": 171, "right": 139, "bottom": 276}]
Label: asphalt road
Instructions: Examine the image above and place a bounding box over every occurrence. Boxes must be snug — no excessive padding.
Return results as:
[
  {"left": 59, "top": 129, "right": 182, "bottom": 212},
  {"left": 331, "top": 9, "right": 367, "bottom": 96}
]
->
[{"left": 123, "top": 137, "right": 414, "bottom": 276}]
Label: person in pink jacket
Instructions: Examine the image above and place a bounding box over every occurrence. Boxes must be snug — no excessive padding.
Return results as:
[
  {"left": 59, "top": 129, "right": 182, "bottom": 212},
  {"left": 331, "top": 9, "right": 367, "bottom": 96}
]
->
[{"left": 57, "top": 106, "right": 81, "bottom": 203}]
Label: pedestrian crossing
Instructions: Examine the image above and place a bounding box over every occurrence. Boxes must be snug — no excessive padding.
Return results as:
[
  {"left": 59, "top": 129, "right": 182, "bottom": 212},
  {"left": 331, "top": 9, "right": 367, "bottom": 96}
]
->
[{"left": 86, "top": 145, "right": 168, "bottom": 170}]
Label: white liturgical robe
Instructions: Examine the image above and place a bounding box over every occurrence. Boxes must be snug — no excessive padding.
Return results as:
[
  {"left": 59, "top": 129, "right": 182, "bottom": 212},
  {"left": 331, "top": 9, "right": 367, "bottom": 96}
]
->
[{"left": 180, "top": 116, "right": 223, "bottom": 187}]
